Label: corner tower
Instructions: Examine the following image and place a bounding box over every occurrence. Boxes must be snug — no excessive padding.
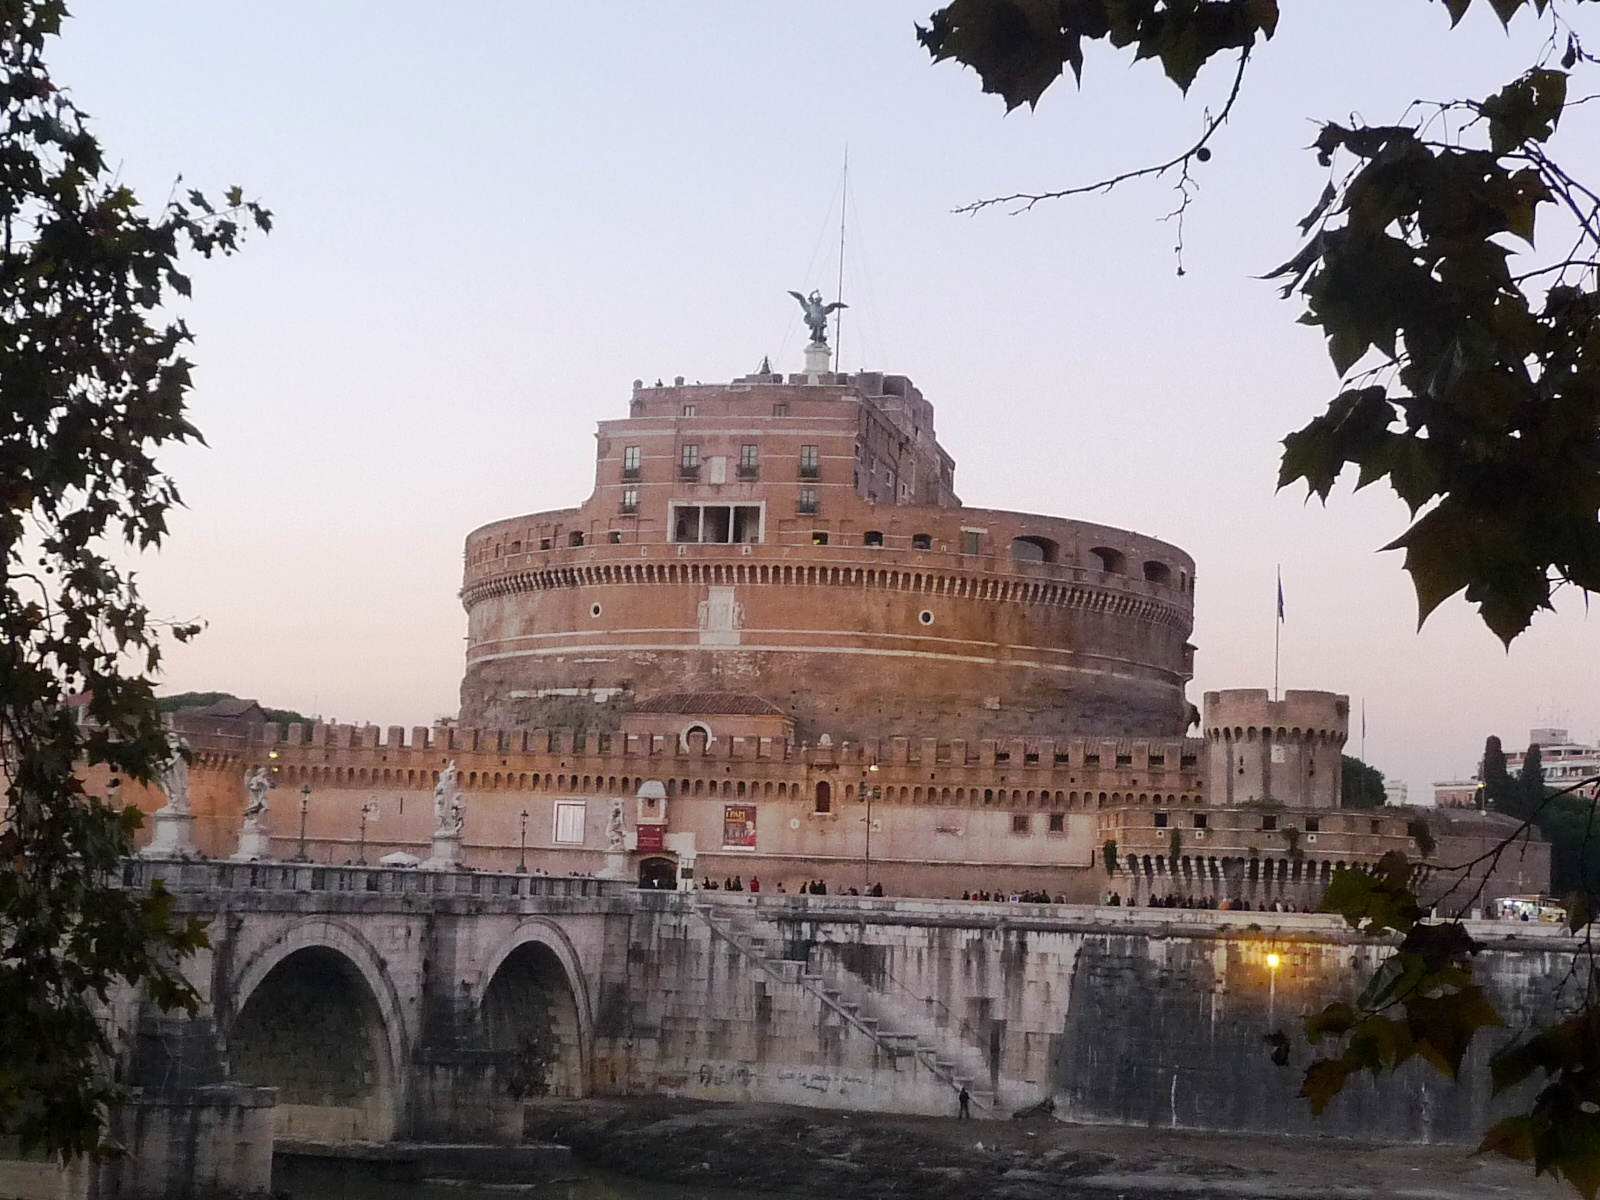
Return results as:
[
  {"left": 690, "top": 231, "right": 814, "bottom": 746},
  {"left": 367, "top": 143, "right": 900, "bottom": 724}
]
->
[
  {"left": 460, "top": 364, "right": 1196, "bottom": 743},
  {"left": 1203, "top": 689, "right": 1348, "bottom": 809}
]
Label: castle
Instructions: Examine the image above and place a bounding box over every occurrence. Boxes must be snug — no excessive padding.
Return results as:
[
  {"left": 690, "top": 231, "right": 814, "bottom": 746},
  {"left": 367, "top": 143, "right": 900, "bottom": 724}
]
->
[{"left": 127, "top": 337, "right": 1543, "bottom": 908}]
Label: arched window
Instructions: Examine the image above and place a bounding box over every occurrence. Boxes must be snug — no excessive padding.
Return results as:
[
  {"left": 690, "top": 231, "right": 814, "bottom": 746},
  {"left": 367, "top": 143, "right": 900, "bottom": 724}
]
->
[
  {"left": 863, "top": 530, "right": 884, "bottom": 547},
  {"left": 815, "top": 781, "right": 832, "bottom": 814},
  {"left": 1088, "top": 546, "right": 1126, "bottom": 574},
  {"left": 1142, "top": 560, "right": 1173, "bottom": 585},
  {"left": 1010, "top": 536, "right": 1058, "bottom": 563}
]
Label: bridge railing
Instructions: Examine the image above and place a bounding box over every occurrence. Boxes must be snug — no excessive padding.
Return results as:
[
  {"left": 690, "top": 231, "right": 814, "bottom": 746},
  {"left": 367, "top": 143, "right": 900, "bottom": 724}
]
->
[{"left": 122, "top": 856, "right": 628, "bottom": 900}]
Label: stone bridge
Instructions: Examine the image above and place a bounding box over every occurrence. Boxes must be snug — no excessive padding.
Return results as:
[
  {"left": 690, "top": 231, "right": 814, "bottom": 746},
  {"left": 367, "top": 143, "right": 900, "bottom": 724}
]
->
[{"left": 89, "top": 857, "right": 1580, "bottom": 1198}]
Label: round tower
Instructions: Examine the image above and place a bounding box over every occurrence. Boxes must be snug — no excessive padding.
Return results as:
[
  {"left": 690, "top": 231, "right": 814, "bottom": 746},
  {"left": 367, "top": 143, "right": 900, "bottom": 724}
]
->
[
  {"left": 460, "top": 367, "right": 1197, "bottom": 743},
  {"left": 1203, "top": 689, "right": 1348, "bottom": 809}
]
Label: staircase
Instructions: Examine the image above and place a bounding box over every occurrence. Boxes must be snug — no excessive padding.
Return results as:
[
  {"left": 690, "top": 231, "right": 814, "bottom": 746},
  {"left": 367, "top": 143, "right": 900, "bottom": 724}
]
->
[{"left": 695, "top": 902, "right": 1000, "bottom": 1115}]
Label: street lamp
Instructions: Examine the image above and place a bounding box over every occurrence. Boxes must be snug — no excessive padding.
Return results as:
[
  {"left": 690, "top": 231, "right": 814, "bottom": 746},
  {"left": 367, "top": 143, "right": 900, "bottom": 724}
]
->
[
  {"left": 294, "top": 784, "right": 311, "bottom": 862},
  {"left": 357, "top": 797, "right": 377, "bottom": 865},
  {"left": 517, "top": 808, "right": 529, "bottom": 873},
  {"left": 859, "top": 761, "right": 880, "bottom": 892}
]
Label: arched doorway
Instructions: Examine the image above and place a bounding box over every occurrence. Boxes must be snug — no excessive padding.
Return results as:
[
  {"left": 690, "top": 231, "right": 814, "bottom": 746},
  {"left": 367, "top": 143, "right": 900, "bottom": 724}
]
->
[
  {"left": 638, "top": 855, "right": 676, "bottom": 890},
  {"left": 480, "top": 942, "right": 585, "bottom": 1099},
  {"left": 228, "top": 946, "right": 396, "bottom": 1142}
]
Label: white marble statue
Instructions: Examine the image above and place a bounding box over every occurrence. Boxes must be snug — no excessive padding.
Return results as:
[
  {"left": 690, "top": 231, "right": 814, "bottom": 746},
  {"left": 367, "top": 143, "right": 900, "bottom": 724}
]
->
[
  {"left": 159, "top": 736, "right": 191, "bottom": 814},
  {"left": 606, "top": 799, "right": 627, "bottom": 852},
  {"left": 433, "top": 760, "right": 465, "bottom": 836},
  {"left": 243, "top": 767, "right": 270, "bottom": 821}
]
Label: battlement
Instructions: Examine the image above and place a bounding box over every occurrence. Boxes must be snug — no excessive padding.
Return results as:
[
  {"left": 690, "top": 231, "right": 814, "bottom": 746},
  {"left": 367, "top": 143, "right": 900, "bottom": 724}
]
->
[{"left": 172, "top": 714, "right": 1208, "bottom": 814}]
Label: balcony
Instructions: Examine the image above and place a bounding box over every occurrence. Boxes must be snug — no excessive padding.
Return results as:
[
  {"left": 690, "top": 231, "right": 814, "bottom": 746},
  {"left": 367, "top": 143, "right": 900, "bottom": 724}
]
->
[
  {"left": 798, "top": 464, "right": 820, "bottom": 480},
  {"left": 619, "top": 500, "right": 638, "bottom": 515},
  {"left": 736, "top": 464, "right": 760, "bottom": 480},
  {"left": 621, "top": 466, "right": 641, "bottom": 482},
  {"left": 796, "top": 497, "right": 820, "bottom": 516},
  {"left": 678, "top": 464, "right": 701, "bottom": 481}
]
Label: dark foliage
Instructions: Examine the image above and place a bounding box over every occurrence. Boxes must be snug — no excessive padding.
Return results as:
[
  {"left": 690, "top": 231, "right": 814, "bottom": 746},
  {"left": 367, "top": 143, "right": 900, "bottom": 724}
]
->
[
  {"left": 1340, "top": 755, "right": 1386, "bottom": 809},
  {"left": 0, "top": 0, "right": 267, "bottom": 1159}
]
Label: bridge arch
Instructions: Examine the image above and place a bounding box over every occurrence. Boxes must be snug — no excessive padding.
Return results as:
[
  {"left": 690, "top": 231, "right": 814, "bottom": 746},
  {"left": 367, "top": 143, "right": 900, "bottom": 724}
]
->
[
  {"left": 472, "top": 919, "right": 594, "bottom": 1097},
  {"left": 225, "top": 917, "right": 407, "bottom": 1143}
]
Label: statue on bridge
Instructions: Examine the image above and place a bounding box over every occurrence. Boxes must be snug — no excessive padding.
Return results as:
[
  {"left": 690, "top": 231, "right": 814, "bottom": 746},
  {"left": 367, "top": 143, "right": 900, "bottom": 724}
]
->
[
  {"left": 434, "top": 760, "right": 465, "bottom": 837},
  {"left": 243, "top": 767, "right": 270, "bottom": 821},
  {"left": 232, "top": 766, "right": 273, "bottom": 861},
  {"left": 606, "top": 799, "right": 627, "bottom": 852},
  {"left": 160, "top": 735, "right": 192, "bottom": 814},
  {"left": 142, "top": 734, "right": 198, "bottom": 858}
]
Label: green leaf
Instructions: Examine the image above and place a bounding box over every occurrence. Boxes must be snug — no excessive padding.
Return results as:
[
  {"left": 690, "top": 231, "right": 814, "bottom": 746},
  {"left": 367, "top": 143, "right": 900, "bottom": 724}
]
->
[{"left": 1480, "top": 68, "right": 1568, "bottom": 153}]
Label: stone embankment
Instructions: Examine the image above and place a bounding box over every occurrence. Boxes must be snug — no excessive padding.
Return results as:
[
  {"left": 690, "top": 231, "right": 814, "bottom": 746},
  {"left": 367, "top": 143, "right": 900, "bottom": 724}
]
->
[{"left": 523, "top": 1098, "right": 1569, "bottom": 1200}]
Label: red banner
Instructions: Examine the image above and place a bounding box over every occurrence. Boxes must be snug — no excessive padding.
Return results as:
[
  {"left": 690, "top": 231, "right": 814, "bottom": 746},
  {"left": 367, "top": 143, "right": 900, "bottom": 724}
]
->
[{"left": 636, "top": 822, "right": 665, "bottom": 853}]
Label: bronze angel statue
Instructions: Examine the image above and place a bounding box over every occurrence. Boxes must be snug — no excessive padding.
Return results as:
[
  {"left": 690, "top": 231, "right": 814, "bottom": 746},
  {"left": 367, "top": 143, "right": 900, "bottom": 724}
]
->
[{"left": 788, "top": 289, "right": 846, "bottom": 346}]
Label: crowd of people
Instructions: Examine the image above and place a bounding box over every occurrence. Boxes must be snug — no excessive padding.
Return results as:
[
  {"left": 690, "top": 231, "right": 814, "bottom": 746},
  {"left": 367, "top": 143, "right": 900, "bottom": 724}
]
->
[
  {"left": 698, "top": 876, "right": 887, "bottom": 897},
  {"left": 689, "top": 877, "right": 1303, "bottom": 910},
  {"left": 1102, "top": 892, "right": 1307, "bottom": 911}
]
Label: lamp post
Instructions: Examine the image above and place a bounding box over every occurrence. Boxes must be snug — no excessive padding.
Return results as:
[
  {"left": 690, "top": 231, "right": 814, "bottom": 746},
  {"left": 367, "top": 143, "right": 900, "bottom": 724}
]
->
[
  {"left": 294, "top": 784, "right": 311, "bottom": 862},
  {"left": 358, "top": 798, "right": 376, "bottom": 865},
  {"left": 859, "top": 761, "right": 880, "bottom": 891},
  {"left": 517, "top": 808, "right": 529, "bottom": 873}
]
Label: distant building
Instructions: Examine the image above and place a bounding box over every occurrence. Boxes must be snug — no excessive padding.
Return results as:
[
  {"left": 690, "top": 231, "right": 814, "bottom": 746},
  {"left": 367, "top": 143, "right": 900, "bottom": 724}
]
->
[
  {"left": 1506, "top": 729, "right": 1600, "bottom": 798},
  {"left": 1433, "top": 779, "right": 1480, "bottom": 808},
  {"left": 1383, "top": 779, "right": 1410, "bottom": 807}
]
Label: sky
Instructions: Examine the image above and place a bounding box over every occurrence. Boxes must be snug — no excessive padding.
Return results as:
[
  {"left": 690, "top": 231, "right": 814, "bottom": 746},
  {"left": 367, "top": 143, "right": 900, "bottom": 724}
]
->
[{"left": 49, "top": 1, "right": 1600, "bottom": 797}]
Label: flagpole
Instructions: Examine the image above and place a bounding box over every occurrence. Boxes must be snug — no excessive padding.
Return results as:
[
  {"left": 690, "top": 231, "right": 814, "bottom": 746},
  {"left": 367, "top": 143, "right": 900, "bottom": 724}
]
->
[{"left": 1273, "top": 565, "right": 1282, "bottom": 701}]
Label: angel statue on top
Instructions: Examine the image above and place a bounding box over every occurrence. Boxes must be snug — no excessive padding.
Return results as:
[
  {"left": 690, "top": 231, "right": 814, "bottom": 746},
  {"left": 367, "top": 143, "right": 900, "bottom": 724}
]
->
[
  {"left": 788, "top": 289, "right": 847, "bottom": 347},
  {"left": 433, "top": 760, "right": 465, "bottom": 836}
]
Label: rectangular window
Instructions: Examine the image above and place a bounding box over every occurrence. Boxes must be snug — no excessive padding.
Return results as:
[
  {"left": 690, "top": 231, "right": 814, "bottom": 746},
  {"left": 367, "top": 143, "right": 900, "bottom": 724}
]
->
[
  {"left": 682, "top": 404, "right": 696, "bottom": 417},
  {"left": 912, "top": 533, "right": 932, "bottom": 550},
  {"left": 811, "top": 530, "right": 829, "bottom": 546},
  {"left": 799, "top": 444, "right": 820, "bottom": 479},
  {"left": 961, "top": 530, "right": 980, "bottom": 555},
  {"left": 621, "top": 488, "right": 639, "bottom": 515},
  {"left": 1262, "top": 814, "right": 1278, "bottom": 831},
  {"left": 1011, "top": 813, "right": 1030, "bottom": 834},
  {"left": 797, "top": 488, "right": 819, "bottom": 515},
  {"left": 553, "top": 801, "right": 585, "bottom": 845},
  {"left": 723, "top": 804, "right": 757, "bottom": 849},
  {"left": 1048, "top": 812, "right": 1065, "bottom": 833},
  {"left": 740, "top": 444, "right": 759, "bottom": 470},
  {"left": 1154, "top": 811, "right": 1169, "bottom": 828},
  {"left": 670, "top": 503, "right": 762, "bottom": 544},
  {"left": 607, "top": 530, "right": 622, "bottom": 544},
  {"left": 772, "top": 403, "right": 789, "bottom": 416},
  {"left": 680, "top": 443, "right": 700, "bottom": 469},
  {"left": 1192, "top": 813, "right": 1207, "bottom": 829},
  {"left": 1305, "top": 817, "right": 1320, "bottom": 833},
  {"left": 622, "top": 445, "right": 641, "bottom": 479}
]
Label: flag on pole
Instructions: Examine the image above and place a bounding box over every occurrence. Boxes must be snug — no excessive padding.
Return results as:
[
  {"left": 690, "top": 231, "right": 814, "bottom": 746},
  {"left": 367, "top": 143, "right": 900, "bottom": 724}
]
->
[{"left": 1276, "top": 570, "right": 1285, "bottom": 623}]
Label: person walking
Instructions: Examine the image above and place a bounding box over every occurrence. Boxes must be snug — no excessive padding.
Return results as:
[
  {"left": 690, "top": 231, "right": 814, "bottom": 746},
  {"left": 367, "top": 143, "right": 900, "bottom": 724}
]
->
[{"left": 958, "top": 1085, "right": 971, "bottom": 1119}]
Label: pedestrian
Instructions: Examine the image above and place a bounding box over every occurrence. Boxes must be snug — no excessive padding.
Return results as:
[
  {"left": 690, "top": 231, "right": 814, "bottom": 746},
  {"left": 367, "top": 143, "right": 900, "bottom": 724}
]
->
[
  {"left": 958, "top": 1085, "right": 971, "bottom": 1119},
  {"left": 749, "top": 876, "right": 760, "bottom": 893}
]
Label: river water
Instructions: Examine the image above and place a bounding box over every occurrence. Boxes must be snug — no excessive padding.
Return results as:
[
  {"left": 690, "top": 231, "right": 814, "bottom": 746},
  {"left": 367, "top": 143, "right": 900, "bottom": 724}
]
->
[{"left": 276, "top": 1156, "right": 777, "bottom": 1200}]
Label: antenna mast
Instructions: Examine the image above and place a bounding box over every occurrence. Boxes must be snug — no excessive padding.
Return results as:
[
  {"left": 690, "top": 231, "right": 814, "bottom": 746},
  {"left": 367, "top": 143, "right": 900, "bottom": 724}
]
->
[{"left": 833, "top": 148, "right": 847, "bottom": 372}]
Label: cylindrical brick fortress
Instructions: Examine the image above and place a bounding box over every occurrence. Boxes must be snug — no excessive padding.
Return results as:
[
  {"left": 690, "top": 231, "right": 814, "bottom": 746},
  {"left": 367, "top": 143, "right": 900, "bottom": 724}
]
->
[{"left": 460, "top": 368, "right": 1196, "bottom": 743}]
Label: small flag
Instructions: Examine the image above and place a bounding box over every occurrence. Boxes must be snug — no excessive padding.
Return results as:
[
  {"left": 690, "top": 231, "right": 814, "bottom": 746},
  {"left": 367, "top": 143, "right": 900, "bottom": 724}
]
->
[
  {"left": 1362, "top": 700, "right": 1367, "bottom": 742},
  {"left": 1276, "top": 569, "right": 1285, "bottom": 623}
]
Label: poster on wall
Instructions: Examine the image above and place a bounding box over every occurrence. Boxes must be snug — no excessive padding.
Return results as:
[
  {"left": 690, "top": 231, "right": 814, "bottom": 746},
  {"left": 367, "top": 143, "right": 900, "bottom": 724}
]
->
[
  {"left": 722, "top": 804, "right": 757, "bottom": 850},
  {"left": 636, "top": 823, "right": 665, "bottom": 853}
]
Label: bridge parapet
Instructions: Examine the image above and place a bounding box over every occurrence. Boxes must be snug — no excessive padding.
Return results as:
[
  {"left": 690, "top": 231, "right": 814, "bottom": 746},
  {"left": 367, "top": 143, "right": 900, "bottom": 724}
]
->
[{"left": 124, "top": 855, "right": 632, "bottom": 909}]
